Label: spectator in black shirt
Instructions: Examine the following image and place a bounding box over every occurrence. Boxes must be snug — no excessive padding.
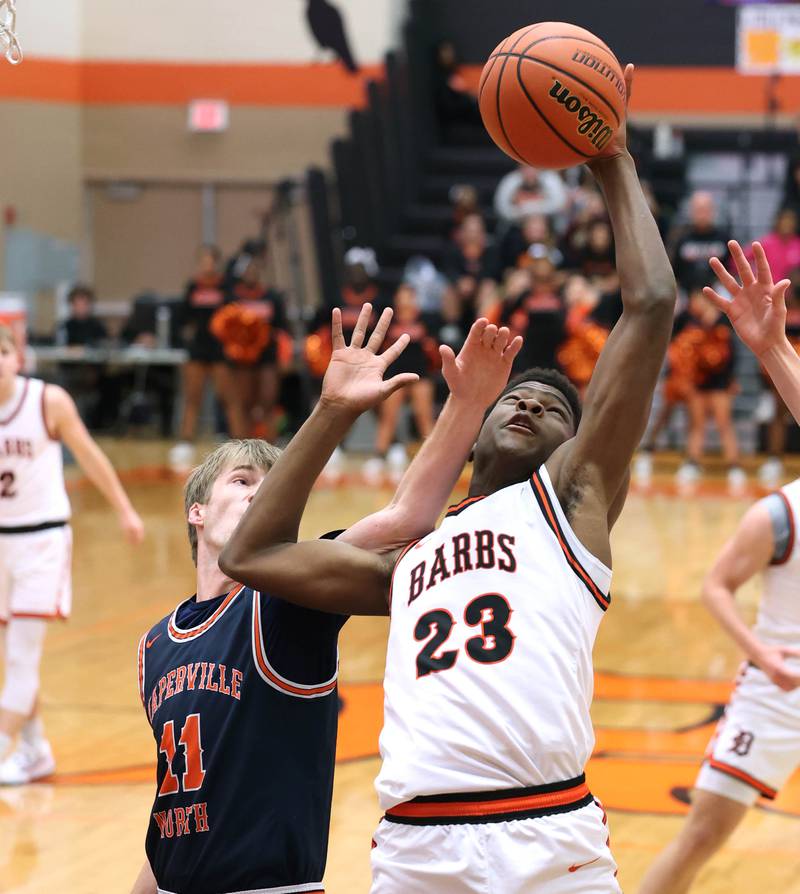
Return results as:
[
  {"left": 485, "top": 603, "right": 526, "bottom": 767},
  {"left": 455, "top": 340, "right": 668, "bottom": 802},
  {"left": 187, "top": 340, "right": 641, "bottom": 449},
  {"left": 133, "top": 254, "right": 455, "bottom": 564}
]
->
[
  {"left": 169, "top": 245, "right": 240, "bottom": 470},
  {"left": 442, "top": 213, "right": 499, "bottom": 336},
  {"left": 668, "top": 190, "right": 731, "bottom": 293},
  {"left": 223, "top": 259, "right": 291, "bottom": 441},
  {"left": 58, "top": 285, "right": 107, "bottom": 347},
  {"left": 497, "top": 258, "right": 565, "bottom": 372}
]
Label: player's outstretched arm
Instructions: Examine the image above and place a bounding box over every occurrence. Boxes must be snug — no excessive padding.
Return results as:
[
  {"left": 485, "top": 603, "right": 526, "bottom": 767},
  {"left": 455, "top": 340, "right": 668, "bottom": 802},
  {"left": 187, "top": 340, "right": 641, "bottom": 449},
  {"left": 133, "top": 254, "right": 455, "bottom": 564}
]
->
[
  {"left": 44, "top": 385, "right": 144, "bottom": 544},
  {"left": 554, "top": 66, "right": 676, "bottom": 514},
  {"left": 219, "top": 304, "right": 416, "bottom": 615},
  {"left": 703, "top": 500, "right": 800, "bottom": 692},
  {"left": 704, "top": 240, "right": 800, "bottom": 423},
  {"left": 339, "top": 318, "right": 522, "bottom": 551}
]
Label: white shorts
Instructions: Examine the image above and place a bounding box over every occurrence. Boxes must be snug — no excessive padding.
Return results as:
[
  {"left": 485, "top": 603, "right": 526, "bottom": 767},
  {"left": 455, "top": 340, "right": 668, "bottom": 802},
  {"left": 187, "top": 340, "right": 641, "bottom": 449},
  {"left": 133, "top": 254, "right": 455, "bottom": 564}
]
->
[
  {"left": 0, "top": 525, "right": 72, "bottom": 622},
  {"left": 371, "top": 793, "right": 620, "bottom": 894},
  {"left": 696, "top": 662, "right": 800, "bottom": 806}
]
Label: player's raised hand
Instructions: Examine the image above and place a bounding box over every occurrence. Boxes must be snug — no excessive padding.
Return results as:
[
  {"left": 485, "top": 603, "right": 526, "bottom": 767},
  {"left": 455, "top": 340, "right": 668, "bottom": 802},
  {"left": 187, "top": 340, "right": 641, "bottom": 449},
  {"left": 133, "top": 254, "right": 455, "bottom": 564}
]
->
[
  {"left": 439, "top": 318, "right": 523, "bottom": 408},
  {"left": 320, "top": 303, "right": 418, "bottom": 415},
  {"left": 704, "top": 240, "right": 790, "bottom": 358},
  {"left": 119, "top": 505, "right": 145, "bottom": 545},
  {"left": 589, "top": 62, "right": 634, "bottom": 164},
  {"left": 754, "top": 642, "right": 800, "bottom": 692}
]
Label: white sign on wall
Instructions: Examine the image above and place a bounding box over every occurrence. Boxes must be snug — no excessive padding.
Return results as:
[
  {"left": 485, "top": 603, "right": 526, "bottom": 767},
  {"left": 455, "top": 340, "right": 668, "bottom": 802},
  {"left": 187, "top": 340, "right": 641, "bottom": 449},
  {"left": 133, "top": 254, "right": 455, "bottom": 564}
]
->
[{"left": 737, "top": 4, "right": 800, "bottom": 73}]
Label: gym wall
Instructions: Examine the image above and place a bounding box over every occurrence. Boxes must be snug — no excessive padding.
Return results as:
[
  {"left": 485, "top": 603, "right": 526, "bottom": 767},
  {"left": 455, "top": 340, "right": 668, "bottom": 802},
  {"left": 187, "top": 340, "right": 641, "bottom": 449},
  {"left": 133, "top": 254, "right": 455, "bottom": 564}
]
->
[{"left": 0, "top": 0, "right": 404, "bottom": 287}]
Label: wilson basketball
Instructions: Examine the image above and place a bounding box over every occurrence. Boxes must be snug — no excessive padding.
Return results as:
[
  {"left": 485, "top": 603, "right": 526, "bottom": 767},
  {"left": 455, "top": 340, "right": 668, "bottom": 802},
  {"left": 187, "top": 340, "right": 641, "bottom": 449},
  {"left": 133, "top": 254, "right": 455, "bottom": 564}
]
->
[{"left": 478, "top": 22, "right": 626, "bottom": 169}]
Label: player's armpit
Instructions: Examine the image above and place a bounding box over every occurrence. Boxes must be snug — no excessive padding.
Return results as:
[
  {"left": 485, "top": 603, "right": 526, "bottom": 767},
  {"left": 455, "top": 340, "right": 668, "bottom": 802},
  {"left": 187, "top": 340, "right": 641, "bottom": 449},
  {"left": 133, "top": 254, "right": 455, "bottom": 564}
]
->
[{"left": 219, "top": 538, "right": 394, "bottom": 616}]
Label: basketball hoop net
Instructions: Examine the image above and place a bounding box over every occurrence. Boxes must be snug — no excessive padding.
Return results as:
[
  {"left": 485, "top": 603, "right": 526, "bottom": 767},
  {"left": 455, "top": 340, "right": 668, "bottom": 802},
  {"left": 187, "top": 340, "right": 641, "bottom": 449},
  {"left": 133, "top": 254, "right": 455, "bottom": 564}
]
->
[{"left": 0, "top": 0, "right": 22, "bottom": 65}]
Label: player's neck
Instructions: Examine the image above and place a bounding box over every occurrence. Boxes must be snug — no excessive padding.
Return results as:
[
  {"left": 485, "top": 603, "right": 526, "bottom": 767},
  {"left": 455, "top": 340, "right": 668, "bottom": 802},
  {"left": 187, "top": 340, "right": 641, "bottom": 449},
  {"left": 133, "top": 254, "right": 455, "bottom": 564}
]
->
[
  {"left": 195, "top": 545, "right": 236, "bottom": 602},
  {"left": 469, "top": 461, "right": 533, "bottom": 498},
  {"left": 0, "top": 376, "right": 20, "bottom": 407}
]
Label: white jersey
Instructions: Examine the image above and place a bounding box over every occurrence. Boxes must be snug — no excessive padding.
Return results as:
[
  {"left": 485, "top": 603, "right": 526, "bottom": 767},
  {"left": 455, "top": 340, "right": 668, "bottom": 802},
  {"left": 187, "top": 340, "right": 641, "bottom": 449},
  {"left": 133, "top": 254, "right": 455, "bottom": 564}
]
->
[
  {"left": 755, "top": 478, "right": 800, "bottom": 648},
  {"left": 0, "top": 377, "right": 70, "bottom": 527},
  {"left": 376, "top": 466, "right": 611, "bottom": 809}
]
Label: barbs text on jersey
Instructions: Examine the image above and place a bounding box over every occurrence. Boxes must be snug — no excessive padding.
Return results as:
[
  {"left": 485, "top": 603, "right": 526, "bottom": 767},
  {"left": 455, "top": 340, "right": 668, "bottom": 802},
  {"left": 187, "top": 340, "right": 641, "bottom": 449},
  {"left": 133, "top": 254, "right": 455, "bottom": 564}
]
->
[{"left": 407, "top": 530, "right": 517, "bottom": 605}]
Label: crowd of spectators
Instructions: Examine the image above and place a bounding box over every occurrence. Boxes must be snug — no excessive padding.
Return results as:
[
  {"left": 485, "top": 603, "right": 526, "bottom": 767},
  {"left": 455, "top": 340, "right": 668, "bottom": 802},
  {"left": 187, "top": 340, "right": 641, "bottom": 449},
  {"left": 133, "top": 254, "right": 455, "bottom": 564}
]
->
[
  {"left": 55, "top": 157, "right": 800, "bottom": 486},
  {"left": 322, "top": 161, "right": 800, "bottom": 487}
]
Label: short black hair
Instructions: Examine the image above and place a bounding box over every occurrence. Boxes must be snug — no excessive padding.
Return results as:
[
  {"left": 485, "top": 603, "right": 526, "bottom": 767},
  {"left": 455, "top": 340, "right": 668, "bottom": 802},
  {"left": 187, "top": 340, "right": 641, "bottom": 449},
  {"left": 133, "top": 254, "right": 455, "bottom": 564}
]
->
[
  {"left": 491, "top": 367, "right": 582, "bottom": 427},
  {"left": 67, "top": 284, "right": 95, "bottom": 304}
]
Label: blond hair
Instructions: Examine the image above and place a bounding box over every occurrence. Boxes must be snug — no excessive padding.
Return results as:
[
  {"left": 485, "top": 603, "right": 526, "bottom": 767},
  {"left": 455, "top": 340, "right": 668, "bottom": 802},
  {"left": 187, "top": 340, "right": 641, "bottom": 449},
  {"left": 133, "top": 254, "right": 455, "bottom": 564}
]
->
[
  {"left": 184, "top": 439, "right": 281, "bottom": 564},
  {"left": 0, "top": 324, "right": 16, "bottom": 350}
]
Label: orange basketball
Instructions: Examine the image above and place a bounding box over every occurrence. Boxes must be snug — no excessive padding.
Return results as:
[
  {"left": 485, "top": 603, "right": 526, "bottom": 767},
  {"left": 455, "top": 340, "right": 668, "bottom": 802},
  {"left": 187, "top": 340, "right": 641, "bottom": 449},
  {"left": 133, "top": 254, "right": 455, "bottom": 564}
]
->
[{"left": 478, "top": 22, "right": 626, "bottom": 170}]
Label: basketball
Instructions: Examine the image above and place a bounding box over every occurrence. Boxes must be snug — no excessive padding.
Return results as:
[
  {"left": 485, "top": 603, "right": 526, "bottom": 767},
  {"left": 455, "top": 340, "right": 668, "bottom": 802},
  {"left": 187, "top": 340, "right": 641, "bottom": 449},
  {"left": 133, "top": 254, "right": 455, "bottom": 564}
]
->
[{"left": 478, "top": 22, "right": 626, "bottom": 169}]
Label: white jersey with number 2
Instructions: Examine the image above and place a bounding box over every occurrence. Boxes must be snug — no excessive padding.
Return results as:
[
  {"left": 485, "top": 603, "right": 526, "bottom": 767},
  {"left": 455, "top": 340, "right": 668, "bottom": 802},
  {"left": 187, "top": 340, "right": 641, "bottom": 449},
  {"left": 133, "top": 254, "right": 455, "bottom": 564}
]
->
[
  {"left": 0, "top": 376, "right": 70, "bottom": 526},
  {"left": 376, "top": 465, "right": 611, "bottom": 810}
]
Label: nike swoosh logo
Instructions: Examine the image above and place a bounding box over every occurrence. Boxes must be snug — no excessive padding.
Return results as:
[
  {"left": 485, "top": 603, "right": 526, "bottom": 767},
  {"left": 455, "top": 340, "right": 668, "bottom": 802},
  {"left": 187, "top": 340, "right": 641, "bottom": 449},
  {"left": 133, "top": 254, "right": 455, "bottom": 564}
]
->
[
  {"left": 568, "top": 857, "right": 601, "bottom": 873},
  {"left": 146, "top": 633, "right": 162, "bottom": 649}
]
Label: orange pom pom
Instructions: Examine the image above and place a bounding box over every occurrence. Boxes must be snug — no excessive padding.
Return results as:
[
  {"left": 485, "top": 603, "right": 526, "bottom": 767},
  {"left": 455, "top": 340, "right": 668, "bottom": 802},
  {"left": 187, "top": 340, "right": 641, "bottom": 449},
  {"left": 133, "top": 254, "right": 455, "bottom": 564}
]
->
[{"left": 210, "top": 304, "right": 270, "bottom": 364}]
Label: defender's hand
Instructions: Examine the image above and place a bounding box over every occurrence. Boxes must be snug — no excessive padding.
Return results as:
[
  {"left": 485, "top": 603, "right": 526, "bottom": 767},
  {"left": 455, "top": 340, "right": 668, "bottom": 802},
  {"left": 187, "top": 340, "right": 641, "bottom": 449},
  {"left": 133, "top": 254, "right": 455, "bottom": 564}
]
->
[
  {"left": 439, "top": 318, "right": 523, "bottom": 408},
  {"left": 704, "top": 240, "right": 790, "bottom": 358},
  {"left": 754, "top": 642, "right": 800, "bottom": 692},
  {"left": 319, "top": 303, "right": 418, "bottom": 415}
]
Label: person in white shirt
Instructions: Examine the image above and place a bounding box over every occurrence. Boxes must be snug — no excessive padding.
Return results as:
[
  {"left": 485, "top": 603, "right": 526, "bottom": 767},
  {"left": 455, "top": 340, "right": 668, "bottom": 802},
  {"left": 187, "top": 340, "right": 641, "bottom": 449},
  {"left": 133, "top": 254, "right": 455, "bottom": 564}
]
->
[
  {"left": 0, "top": 325, "right": 144, "bottom": 784},
  {"left": 640, "top": 481, "right": 800, "bottom": 893}
]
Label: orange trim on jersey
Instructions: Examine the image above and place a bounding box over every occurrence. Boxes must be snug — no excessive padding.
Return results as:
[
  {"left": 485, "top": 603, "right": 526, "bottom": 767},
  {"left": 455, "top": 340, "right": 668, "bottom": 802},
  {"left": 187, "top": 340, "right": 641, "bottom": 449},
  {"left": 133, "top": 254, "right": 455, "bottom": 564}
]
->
[
  {"left": 388, "top": 538, "right": 419, "bottom": 610},
  {"left": 771, "top": 489, "right": 795, "bottom": 566},
  {"left": 136, "top": 633, "right": 147, "bottom": 707},
  {"left": 706, "top": 758, "right": 777, "bottom": 800},
  {"left": 10, "top": 610, "right": 67, "bottom": 620},
  {"left": 530, "top": 472, "right": 610, "bottom": 611},
  {"left": 250, "top": 592, "right": 338, "bottom": 697},
  {"left": 0, "top": 377, "right": 29, "bottom": 426},
  {"left": 444, "top": 495, "right": 486, "bottom": 518},
  {"left": 167, "top": 585, "right": 244, "bottom": 641},
  {"left": 386, "top": 780, "right": 591, "bottom": 819}
]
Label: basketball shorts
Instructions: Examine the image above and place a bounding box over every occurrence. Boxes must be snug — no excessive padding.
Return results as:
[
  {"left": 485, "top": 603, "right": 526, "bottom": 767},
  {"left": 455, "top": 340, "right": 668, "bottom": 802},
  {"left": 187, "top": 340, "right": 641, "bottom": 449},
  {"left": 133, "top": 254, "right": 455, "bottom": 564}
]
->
[
  {"left": 370, "top": 780, "right": 620, "bottom": 894},
  {"left": 696, "top": 661, "right": 800, "bottom": 806},
  {"left": 0, "top": 525, "right": 72, "bottom": 622}
]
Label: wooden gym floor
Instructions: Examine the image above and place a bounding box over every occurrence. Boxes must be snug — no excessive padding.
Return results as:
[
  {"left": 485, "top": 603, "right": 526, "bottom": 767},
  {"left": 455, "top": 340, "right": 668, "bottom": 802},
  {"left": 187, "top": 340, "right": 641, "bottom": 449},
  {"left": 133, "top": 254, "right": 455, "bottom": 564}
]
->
[{"left": 1, "top": 440, "right": 799, "bottom": 893}]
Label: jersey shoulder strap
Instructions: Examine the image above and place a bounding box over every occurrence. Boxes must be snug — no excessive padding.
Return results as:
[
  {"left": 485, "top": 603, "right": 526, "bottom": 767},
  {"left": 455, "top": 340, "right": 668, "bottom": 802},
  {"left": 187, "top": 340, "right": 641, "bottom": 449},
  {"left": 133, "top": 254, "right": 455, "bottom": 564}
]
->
[{"left": 529, "top": 466, "right": 612, "bottom": 611}]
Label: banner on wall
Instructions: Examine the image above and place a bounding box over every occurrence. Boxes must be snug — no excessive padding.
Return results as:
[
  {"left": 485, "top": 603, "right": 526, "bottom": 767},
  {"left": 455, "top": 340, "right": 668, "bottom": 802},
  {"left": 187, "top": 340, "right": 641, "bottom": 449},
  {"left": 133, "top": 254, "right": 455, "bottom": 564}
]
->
[{"left": 737, "top": 4, "right": 800, "bottom": 73}]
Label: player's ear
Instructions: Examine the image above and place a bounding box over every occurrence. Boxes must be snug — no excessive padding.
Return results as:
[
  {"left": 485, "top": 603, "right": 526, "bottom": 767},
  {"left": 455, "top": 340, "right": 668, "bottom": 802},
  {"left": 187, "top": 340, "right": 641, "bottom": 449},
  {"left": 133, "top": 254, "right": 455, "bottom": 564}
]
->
[{"left": 187, "top": 502, "right": 205, "bottom": 526}]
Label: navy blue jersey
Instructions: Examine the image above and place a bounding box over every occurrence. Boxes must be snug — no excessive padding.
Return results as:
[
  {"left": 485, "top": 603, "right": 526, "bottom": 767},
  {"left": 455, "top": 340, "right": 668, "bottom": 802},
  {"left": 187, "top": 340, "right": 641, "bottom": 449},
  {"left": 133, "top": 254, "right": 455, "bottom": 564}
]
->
[{"left": 137, "top": 585, "right": 346, "bottom": 894}]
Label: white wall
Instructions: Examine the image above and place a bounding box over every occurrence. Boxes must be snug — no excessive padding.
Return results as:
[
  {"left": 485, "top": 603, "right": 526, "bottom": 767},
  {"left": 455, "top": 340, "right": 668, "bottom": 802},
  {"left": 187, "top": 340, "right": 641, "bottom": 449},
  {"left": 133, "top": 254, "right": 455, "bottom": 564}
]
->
[
  {"left": 14, "top": 0, "right": 403, "bottom": 64},
  {"left": 13, "top": 0, "right": 81, "bottom": 58}
]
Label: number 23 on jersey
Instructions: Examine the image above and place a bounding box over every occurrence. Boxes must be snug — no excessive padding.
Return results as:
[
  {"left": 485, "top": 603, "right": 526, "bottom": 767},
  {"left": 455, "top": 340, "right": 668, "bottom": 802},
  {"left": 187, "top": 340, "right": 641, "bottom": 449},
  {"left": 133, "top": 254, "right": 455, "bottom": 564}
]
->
[{"left": 414, "top": 593, "right": 514, "bottom": 678}]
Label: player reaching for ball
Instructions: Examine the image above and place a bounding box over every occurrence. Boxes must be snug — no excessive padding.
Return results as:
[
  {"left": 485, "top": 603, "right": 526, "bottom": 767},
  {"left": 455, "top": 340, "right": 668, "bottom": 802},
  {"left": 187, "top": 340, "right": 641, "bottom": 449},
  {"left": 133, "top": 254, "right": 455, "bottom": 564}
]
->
[
  {"left": 704, "top": 239, "right": 800, "bottom": 428},
  {"left": 0, "top": 325, "right": 144, "bottom": 785},
  {"left": 221, "top": 65, "right": 677, "bottom": 893},
  {"left": 639, "top": 481, "right": 800, "bottom": 894},
  {"left": 130, "top": 308, "right": 522, "bottom": 894}
]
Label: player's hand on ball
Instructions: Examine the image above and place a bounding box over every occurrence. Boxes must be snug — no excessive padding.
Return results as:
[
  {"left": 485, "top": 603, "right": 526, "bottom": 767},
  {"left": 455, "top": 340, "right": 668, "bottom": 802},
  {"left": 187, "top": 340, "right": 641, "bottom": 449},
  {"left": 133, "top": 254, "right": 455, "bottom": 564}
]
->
[
  {"left": 120, "top": 507, "right": 145, "bottom": 545},
  {"left": 589, "top": 62, "right": 634, "bottom": 164},
  {"left": 754, "top": 643, "right": 800, "bottom": 692},
  {"left": 704, "top": 240, "right": 790, "bottom": 358},
  {"left": 320, "top": 303, "right": 418, "bottom": 415},
  {"left": 440, "top": 318, "right": 523, "bottom": 408}
]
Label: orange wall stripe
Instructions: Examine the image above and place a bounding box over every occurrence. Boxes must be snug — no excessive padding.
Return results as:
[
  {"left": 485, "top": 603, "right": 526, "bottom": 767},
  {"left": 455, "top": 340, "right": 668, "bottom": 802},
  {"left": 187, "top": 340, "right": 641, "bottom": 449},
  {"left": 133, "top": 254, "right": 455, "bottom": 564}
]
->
[
  {"left": 0, "top": 58, "right": 383, "bottom": 107},
  {"left": 463, "top": 64, "right": 800, "bottom": 115},
  {"left": 4, "top": 59, "right": 798, "bottom": 113}
]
